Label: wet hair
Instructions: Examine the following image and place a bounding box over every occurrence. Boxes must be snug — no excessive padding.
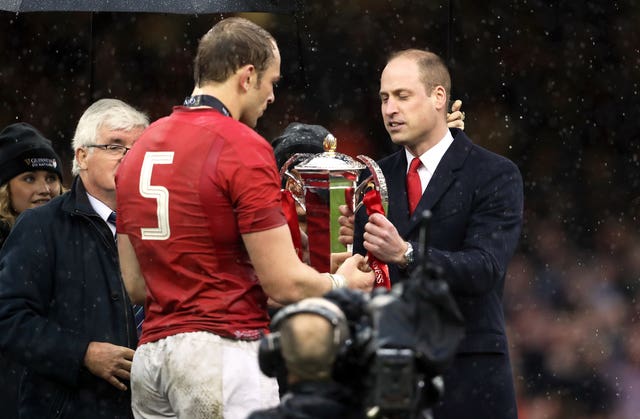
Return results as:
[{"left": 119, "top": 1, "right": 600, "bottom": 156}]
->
[
  {"left": 194, "top": 17, "right": 277, "bottom": 86},
  {"left": 388, "top": 49, "right": 451, "bottom": 100},
  {"left": 71, "top": 98, "right": 149, "bottom": 175}
]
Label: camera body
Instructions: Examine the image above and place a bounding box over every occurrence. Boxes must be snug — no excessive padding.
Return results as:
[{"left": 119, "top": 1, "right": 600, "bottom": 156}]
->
[
  {"left": 326, "top": 270, "right": 463, "bottom": 419},
  {"left": 257, "top": 279, "right": 462, "bottom": 419},
  {"left": 325, "top": 289, "right": 424, "bottom": 418},
  {"left": 370, "top": 347, "right": 416, "bottom": 412},
  {"left": 257, "top": 211, "right": 464, "bottom": 418}
]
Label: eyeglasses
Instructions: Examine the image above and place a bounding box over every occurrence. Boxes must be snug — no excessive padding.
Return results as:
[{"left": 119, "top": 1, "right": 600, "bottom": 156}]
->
[{"left": 86, "top": 144, "right": 131, "bottom": 156}]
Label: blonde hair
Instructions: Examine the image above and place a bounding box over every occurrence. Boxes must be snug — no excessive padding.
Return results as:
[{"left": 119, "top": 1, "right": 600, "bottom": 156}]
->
[
  {"left": 388, "top": 49, "right": 451, "bottom": 105},
  {"left": 0, "top": 183, "right": 16, "bottom": 228}
]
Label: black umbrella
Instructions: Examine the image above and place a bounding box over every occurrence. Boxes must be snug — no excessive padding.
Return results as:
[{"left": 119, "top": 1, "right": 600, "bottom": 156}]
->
[{"left": 0, "top": 0, "right": 297, "bottom": 14}]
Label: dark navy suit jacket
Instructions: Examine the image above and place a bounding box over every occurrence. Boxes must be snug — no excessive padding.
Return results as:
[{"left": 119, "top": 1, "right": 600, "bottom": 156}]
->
[{"left": 354, "top": 128, "right": 523, "bottom": 418}]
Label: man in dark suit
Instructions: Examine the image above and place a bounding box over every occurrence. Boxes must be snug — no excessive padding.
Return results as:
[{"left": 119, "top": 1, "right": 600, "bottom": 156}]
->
[{"left": 352, "top": 49, "right": 523, "bottom": 418}]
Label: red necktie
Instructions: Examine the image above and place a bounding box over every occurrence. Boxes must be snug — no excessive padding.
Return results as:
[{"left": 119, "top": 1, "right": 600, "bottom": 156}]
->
[{"left": 406, "top": 158, "right": 423, "bottom": 215}]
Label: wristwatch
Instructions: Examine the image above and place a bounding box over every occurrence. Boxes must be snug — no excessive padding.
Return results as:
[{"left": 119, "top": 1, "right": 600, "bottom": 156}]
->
[{"left": 400, "top": 241, "right": 414, "bottom": 268}]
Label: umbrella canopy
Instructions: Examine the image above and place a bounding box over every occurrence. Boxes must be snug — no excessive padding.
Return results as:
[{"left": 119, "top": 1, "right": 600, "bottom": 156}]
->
[{"left": 0, "top": 0, "right": 297, "bottom": 14}]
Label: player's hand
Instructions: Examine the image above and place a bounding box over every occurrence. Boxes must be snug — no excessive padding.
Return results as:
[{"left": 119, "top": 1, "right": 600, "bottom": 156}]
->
[
  {"left": 337, "top": 253, "right": 374, "bottom": 292},
  {"left": 363, "top": 213, "right": 407, "bottom": 265},
  {"left": 84, "top": 341, "right": 135, "bottom": 391},
  {"left": 447, "top": 99, "right": 465, "bottom": 130},
  {"left": 267, "top": 298, "right": 284, "bottom": 309},
  {"left": 331, "top": 251, "right": 351, "bottom": 274},
  {"left": 337, "top": 204, "right": 355, "bottom": 246},
  {"left": 299, "top": 228, "right": 311, "bottom": 264}
]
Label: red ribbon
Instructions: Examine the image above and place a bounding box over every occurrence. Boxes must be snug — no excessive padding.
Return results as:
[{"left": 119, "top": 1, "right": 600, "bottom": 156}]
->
[
  {"left": 344, "top": 186, "right": 354, "bottom": 212},
  {"left": 281, "top": 190, "right": 304, "bottom": 261},
  {"left": 362, "top": 189, "right": 391, "bottom": 289}
]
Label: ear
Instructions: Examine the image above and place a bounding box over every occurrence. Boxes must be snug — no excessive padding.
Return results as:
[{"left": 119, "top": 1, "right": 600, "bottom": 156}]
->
[
  {"left": 75, "top": 147, "right": 89, "bottom": 171},
  {"left": 432, "top": 85, "right": 448, "bottom": 112},
  {"left": 238, "top": 64, "right": 256, "bottom": 92}
]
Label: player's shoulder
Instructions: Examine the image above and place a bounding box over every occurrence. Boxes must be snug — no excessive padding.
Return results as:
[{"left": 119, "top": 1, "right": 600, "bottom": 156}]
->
[{"left": 217, "top": 120, "right": 273, "bottom": 158}]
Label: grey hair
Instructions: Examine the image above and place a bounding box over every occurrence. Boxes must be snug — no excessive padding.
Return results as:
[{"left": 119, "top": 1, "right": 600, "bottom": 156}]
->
[{"left": 71, "top": 98, "right": 149, "bottom": 175}]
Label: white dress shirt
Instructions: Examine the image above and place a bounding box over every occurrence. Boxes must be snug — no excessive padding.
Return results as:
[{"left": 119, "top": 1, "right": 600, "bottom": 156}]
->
[{"left": 404, "top": 130, "right": 455, "bottom": 194}]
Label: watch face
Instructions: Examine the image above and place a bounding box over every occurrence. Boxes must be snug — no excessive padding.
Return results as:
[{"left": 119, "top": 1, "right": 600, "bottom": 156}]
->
[{"left": 404, "top": 242, "right": 414, "bottom": 265}]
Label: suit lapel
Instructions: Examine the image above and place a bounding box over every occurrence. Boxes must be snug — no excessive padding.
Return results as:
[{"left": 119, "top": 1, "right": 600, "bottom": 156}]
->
[
  {"left": 403, "top": 129, "right": 472, "bottom": 237},
  {"left": 384, "top": 152, "right": 412, "bottom": 236}
]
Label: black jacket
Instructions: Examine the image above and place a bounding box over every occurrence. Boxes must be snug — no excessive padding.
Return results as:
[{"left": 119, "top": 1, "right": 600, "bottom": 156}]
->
[
  {"left": 0, "top": 219, "right": 10, "bottom": 248},
  {"left": 248, "top": 380, "right": 365, "bottom": 419},
  {"left": 354, "top": 129, "right": 523, "bottom": 355},
  {"left": 0, "top": 177, "right": 137, "bottom": 418}
]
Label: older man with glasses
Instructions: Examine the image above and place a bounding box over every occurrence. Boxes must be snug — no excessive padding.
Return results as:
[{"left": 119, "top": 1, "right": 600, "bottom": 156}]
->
[{"left": 0, "top": 98, "right": 148, "bottom": 418}]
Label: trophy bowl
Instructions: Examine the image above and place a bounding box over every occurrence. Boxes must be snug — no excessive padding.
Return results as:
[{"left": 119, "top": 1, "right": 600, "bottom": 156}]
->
[{"left": 280, "top": 134, "right": 387, "bottom": 272}]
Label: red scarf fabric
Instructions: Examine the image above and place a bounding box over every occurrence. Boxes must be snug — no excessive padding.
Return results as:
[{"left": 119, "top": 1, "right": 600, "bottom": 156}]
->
[
  {"left": 281, "top": 190, "right": 304, "bottom": 261},
  {"left": 363, "top": 189, "right": 391, "bottom": 289}
]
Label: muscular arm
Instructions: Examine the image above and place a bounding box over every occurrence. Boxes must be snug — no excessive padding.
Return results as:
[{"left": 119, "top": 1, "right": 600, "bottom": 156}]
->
[
  {"left": 243, "top": 225, "right": 373, "bottom": 305},
  {"left": 117, "top": 233, "right": 147, "bottom": 305}
]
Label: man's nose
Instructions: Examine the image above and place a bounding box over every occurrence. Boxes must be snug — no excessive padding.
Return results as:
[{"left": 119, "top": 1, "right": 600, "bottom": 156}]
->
[{"left": 383, "top": 98, "right": 398, "bottom": 115}]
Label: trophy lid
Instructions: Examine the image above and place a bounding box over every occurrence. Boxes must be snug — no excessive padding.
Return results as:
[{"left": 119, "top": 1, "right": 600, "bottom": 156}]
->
[{"left": 293, "top": 134, "right": 366, "bottom": 172}]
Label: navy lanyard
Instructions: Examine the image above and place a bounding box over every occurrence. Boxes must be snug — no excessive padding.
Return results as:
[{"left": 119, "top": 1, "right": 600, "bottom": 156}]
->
[{"left": 183, "top": 95, "right": 231, "bottom": 117}]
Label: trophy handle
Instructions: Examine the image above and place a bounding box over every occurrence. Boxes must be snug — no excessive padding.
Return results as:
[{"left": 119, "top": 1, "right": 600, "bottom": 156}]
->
[
  {"left": 280, "top": 153, "right": 315, "bottom": 212},
  {"left": 354, "top": 155, "right": 388, "bottom": 215}
]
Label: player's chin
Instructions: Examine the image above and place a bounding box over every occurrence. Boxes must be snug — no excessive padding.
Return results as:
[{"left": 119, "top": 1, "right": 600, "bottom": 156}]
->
[{"left": 241, "top": 115, "right": 259, "bottom": 128}]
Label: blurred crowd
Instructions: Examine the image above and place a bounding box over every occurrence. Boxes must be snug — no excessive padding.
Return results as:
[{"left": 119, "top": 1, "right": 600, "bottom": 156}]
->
[{"left": 506, "top": 215, "right": 640, "bottom": 419}]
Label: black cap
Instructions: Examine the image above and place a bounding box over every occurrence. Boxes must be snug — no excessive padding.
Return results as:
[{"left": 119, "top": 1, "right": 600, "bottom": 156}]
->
[
  {"left": 0, "top": 123, "right": 63, "bottom": 186},
  {"left": 272, "top": 122, "right": 330, "bottom": 169}
]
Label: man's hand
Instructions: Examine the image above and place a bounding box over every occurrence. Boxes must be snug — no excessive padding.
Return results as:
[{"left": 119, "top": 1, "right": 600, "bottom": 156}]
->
[
  {"left": 363, "top": 213, "right": 407, "bottom": 265},
  {"left": 337, "top": 204, "right": 355, "bottom": 247},
  {"left": 330, "top": 251, "right": 351, "bottom": 274},
  {"left": 299, "top": 228, "right": 311, "bottom": 264},
  {"left": 336, "top": 253, "right": 374, "bottom": 292},
  {"left": 447, "top": 99, "right": 465, "bottom": 130},
  {"left": 84, "top": 341, "right": 135, "bottom": 391}
]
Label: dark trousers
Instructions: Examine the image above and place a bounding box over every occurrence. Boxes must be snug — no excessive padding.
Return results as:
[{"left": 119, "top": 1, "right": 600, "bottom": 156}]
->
[
  {"left": 0, "top": 353, "right": 21, "bottom": 419},
  {"left": 432, "top": 353, "right": 517, "bottom": 419}
]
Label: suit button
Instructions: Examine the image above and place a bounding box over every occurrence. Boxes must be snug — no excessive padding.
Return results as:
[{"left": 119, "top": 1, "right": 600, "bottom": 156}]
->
[{"left": 111, "top": 292, "right": 119, "bottom": 301}]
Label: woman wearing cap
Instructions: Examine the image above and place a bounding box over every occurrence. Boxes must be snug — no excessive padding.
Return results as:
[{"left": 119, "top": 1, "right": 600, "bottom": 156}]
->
[
  {"left": 0, "top": 122, "right": 64, "bottom": 248},
  {"left": 0, "top": 122, "right": 64, "bottom": 419}
]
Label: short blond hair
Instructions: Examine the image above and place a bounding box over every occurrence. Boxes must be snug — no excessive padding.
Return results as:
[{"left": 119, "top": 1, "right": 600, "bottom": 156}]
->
[{"left": 388, "top": 49, "right": 451, "bottom": 103}]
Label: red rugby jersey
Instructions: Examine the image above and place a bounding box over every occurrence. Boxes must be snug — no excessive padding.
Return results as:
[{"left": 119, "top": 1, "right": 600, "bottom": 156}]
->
[{"left": 116, "top": 107, "right": 286, "bottom": 344}]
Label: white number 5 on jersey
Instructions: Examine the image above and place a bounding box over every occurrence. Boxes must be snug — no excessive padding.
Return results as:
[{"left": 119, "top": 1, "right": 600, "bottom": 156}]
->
[{"left": 139, "top": 151, "right": 174, "bottom": 240}]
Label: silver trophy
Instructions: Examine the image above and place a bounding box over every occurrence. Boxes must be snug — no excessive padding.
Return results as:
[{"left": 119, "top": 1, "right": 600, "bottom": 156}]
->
[{"left": 281, "top": 133, "right": 388, "bottom": 272}]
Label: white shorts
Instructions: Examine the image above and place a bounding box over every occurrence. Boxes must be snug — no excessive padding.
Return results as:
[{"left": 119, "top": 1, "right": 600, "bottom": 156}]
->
[{"left": 131, "top": 331, "right": 279, "bottom": 419}]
